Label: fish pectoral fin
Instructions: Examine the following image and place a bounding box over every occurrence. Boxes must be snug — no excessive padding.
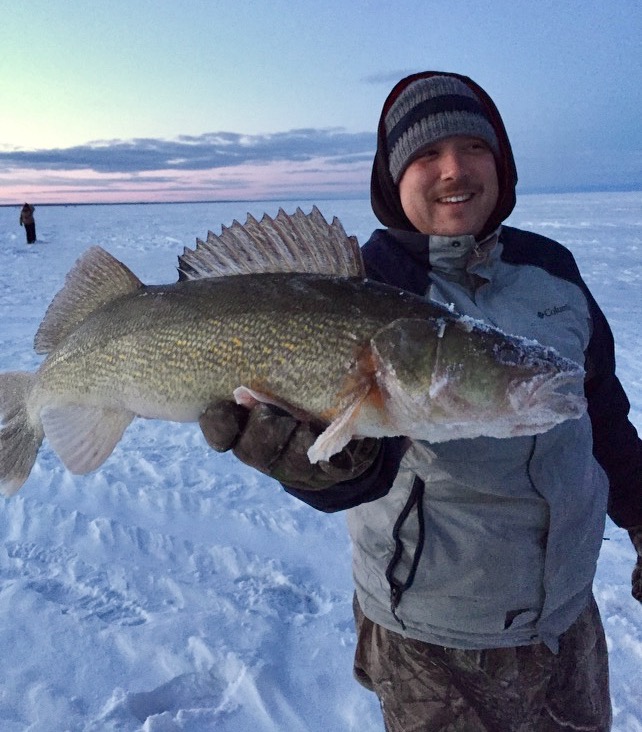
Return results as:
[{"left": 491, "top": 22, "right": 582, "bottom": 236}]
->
[
  {"left": 41, "top": 405, "right": 134, "bottom": 474},
  {"left": 307, "top": 396, "right": 366, "bottom": 464}
]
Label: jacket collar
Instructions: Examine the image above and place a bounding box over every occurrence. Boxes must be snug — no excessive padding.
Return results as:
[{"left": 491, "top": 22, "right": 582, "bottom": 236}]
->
[{"left": 386, "top": 226, "right": 501, "bottom": 278}]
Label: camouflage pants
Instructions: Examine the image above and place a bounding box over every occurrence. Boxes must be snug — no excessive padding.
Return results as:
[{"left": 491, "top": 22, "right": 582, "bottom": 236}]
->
[{"left": 353, "top": 595, "right": 611, "bottom": 732}]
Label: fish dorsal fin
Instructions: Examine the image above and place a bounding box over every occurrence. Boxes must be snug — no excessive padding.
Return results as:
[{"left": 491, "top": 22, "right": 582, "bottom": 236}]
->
[
  {"left": 177, "top": 206, "right": 365, "bottom": 280},
  {"left": 34, "top": 246, "right": 143, "bottom": 355}
]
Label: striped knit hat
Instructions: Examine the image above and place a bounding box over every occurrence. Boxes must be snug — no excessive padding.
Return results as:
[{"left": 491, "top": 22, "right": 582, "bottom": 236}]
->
[{"left": 385, "top": 75, "right": 500, "bottom": 183}]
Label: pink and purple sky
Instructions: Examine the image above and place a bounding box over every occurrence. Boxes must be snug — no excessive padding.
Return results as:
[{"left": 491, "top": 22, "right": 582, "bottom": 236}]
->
[{"left": 2, "top": 0, "right": 641, "bottom": 205}]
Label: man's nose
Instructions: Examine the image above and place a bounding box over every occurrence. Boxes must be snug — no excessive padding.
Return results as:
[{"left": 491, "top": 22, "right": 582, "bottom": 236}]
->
[{"left": 439, "top": 150, "right": 466, "bottom": 179}]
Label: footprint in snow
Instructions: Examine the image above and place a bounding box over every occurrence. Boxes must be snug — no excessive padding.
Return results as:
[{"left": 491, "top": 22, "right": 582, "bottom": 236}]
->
[{"left": 4, "top": 541, "right": 147, "bottom": 626}]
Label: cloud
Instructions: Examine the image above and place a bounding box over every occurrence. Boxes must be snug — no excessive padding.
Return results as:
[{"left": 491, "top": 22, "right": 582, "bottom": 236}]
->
[
  {"left": 361, "top": 70, "right": 416, "bottom": 85},
  {"left": 0, "top": 129, "right": 376, "bottom": 175}
]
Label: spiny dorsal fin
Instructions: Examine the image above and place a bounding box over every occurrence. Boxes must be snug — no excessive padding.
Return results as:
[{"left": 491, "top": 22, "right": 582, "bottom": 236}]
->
[
  {"left": 177, "top": 206, "right": 365, "bottom": 281},
  {"left": 34, "top": 246, "right": 143, "bottom": 355}
]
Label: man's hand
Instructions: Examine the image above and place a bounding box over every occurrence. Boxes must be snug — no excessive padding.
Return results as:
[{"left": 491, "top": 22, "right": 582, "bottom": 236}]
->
[
  {"left": 629, "top": 526, "right": 642, "bottom": 603},
  {"left": 199, "top": 400, "right": 380, "bottom": 490}
]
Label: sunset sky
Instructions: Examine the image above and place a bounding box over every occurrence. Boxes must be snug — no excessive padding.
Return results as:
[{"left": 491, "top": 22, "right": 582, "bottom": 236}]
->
[{"left": 1, "top": 0, "right": 641, "bottom": 204}]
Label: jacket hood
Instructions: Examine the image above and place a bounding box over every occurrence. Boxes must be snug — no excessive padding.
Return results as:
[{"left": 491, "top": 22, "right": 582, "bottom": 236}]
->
[{"left": 370, "top": 71, "right": 518, "bottom": 240}]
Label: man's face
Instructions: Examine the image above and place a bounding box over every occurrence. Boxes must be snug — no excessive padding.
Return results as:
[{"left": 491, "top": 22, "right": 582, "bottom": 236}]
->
[{"left": 398, "top": 136, "right": 499, "bottom": 237}]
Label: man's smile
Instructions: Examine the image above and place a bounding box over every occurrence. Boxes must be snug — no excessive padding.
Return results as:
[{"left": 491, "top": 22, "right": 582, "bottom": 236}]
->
[{"left": 437, "top": 193, "right": 475, "bottom": 204}]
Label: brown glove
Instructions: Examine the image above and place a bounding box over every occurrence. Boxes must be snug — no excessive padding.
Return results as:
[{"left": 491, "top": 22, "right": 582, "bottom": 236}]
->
[
  {"left": 629, "top": 526, "right": 642, "bottom": 603},
  {"left": 199, "top": 400, "right": 380, "bottom": 491}
]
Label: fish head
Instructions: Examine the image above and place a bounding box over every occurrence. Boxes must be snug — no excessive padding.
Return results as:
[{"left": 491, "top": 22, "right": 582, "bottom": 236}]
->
[{"left": 370, "top": 316, "right": 586, "bottom": 442}]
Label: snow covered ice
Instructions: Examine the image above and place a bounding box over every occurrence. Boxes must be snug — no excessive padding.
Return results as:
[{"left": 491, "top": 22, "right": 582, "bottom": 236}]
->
[{"left": 0, "top": 192, "right": 641, "bottom": 731}]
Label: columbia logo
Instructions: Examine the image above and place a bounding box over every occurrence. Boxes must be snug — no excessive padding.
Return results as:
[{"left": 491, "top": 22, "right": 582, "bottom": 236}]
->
[{"left": 537, "top": 304, "right": 571, "bottom": 319}]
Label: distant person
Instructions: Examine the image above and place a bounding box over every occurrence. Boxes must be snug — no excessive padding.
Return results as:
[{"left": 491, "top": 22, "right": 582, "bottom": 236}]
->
[
  {"left": 199, "top": 71, "right": 642, "bottom": 730},
  {"left": 19, "top": 203, "right": 36, "bottom": 244}
]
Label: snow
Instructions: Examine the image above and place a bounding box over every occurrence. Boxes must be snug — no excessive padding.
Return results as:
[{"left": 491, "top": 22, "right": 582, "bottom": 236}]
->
[{"left": 1, "top": 191, "right": 641, "bottom": 731}]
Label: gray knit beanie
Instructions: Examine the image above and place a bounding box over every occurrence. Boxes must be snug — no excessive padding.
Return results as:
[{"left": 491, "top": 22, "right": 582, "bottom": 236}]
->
[{"left": 385, "top": 75, "right": 500, "bottom": 183}]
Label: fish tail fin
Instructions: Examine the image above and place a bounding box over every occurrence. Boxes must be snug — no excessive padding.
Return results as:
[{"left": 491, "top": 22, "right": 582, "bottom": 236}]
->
[{"left": 0, "top": 372, "right": 44, "bottom": 496}]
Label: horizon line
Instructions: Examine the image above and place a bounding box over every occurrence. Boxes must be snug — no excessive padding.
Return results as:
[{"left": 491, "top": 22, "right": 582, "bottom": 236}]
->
[{"left": 1, "top": 183, "right": 641, "bottom": 208}]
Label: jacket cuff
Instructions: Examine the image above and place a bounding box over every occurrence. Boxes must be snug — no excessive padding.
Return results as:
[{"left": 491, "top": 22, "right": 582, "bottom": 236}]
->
[{"left": 282, "top": 437, "right": 406, "bottom": 512}]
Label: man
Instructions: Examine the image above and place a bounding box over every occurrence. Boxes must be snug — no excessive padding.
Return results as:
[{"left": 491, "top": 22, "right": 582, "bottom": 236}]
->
[
  {"left": 200, "top": 72, "right": 642, "bottom": 731},
  {"left": 19, "top": 202, "right": 36, "bottom": 244}
]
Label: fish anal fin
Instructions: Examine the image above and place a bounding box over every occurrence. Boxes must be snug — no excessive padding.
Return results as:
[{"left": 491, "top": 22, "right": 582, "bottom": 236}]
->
[
  {"left": 41, "top": 405, "right": 134, "bottom": 474},
  {"left": 35, "top": 247, "right": 143, "bottom": 355}
]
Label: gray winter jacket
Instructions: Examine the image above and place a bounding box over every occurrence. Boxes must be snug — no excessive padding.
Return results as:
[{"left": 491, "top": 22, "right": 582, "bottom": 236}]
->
[
  {"left": 348, "top": 226, "right": 608, "bottom": 652},
  {"left": 284, "top": 222, "right": 641, "bottom": 652}
]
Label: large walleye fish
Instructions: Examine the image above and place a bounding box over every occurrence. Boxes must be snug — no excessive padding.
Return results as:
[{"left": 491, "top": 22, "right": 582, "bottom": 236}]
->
[{"left": 0, "top": 208, "right": 586, "bottom": 496}]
